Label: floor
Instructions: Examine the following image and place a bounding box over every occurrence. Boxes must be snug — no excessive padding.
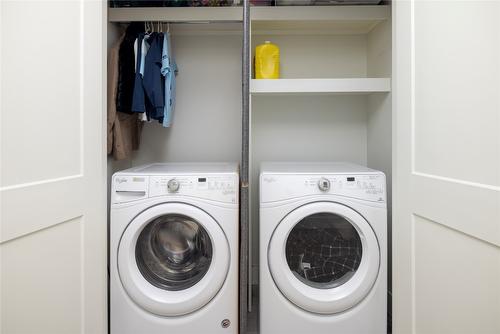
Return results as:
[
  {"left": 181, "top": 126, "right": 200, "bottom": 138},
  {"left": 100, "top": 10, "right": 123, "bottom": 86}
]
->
[{"left": 247, "top": 285, "right": 259, "bottom": 334}]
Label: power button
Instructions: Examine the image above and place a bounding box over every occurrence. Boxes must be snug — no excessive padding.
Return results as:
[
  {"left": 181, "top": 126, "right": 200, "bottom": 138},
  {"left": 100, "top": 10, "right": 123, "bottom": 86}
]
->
[
  {"left": 318, "top": 178, "right": 330, "bottom": 192},
  {"left": 167, "top": 179, "right": 180, "bottom": 193}
]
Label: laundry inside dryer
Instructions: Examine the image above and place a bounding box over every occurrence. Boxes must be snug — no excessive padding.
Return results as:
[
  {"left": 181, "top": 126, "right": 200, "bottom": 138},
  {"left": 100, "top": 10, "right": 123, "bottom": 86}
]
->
[{"left": 285, "top": 212, "right": 362, "bottom": 289}]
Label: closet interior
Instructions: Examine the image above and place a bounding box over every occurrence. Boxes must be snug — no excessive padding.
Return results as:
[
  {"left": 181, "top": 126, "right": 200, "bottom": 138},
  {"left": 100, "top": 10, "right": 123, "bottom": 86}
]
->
[
  {"left": 107, "top": 7, "right": 245, "bottom": 183},
  {"left": 106, "top": 3, "right": 392, "bottom": 332},
  {"left": 248, "top": 4, "right": 392, "bottom": 321}
]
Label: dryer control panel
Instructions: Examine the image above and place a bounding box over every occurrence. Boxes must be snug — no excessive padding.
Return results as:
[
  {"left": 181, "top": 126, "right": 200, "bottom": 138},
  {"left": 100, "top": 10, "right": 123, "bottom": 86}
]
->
[{"left": 260, "top": 173, "right": 386, "bottom": 203}]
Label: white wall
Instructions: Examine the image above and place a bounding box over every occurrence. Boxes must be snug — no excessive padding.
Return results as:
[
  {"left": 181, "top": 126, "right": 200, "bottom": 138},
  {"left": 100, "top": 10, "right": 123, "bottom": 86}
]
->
[
  {"left": 130, "top": 32, "right": 242, "bottom": 166},
  {"left": 252, "top": 34, "right": 368, "bottom": 78},
  {"left": 107, "top": 27, "right": 242, "bottom": 172}
]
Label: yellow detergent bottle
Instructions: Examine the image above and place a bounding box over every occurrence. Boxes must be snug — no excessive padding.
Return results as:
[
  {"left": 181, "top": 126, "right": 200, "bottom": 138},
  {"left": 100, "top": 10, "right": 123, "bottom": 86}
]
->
[{"left": 255, "top": 41, "right": 280, "bottom": 79}]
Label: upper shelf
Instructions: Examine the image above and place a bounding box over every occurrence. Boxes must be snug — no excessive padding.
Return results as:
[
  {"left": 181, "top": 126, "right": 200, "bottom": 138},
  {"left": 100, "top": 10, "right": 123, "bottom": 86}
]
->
[
  {"left": 108, "top": 6, "right": 243, "bottom": 23},
  {"left": 253, "top": 5, "right": 389, "bottom": 34},
  {"left": 108, "top": 5, "right": 389, "bottom": 34},
  {"left": 250, "top": 78, "right": 391, "bottom": 96}
]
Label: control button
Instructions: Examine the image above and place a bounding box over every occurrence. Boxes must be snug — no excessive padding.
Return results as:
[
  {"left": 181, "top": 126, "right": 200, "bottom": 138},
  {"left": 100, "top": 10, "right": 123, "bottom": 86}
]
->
[
  {"left": 167, "top": 179, "right": 180, "bottom": 193},
  {"left": 318, "top": 177, "right": 330, "bottom": 192}
]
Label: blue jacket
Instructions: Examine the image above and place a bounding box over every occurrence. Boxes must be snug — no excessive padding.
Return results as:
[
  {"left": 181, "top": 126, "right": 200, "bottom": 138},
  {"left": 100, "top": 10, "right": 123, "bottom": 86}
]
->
[{"left": 143, "top": 33, "right": 165, "bottom": 121}]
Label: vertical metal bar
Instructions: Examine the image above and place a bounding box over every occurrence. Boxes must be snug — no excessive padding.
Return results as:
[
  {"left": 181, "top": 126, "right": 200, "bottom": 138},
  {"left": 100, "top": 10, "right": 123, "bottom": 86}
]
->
[{"left": 240, "top": 0, "right": 250, "bottom": 333}]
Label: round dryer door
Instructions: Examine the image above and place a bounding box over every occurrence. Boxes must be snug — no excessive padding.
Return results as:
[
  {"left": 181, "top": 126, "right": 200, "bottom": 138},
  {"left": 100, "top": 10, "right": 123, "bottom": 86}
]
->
[
  {"left": 268, "top": 202, "right": 380, "bottom": 314},
  {"left": 118, "top": 202, "right": 229, "bottom": 316}
]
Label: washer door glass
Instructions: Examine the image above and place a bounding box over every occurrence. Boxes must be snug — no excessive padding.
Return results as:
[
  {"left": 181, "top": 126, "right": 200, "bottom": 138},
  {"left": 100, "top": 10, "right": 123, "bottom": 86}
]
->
[
  {"left": 286, "top": 212, "right": 362, "bottom": 290},
  {"left": 136, "top": 214, "right": 212, "bottom": 291},
  {"left": 118, "top": 202, "right": 230, "bottom": 317}
]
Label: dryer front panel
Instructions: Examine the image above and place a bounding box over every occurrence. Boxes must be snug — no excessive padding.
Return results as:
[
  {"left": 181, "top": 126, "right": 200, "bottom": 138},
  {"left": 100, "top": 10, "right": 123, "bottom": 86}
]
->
[
  {"left": 118, "top": 203, "right": 230, "bottom": 317},
  {"left": 268, "top": 201, "right": 380, "bottom": 314}
]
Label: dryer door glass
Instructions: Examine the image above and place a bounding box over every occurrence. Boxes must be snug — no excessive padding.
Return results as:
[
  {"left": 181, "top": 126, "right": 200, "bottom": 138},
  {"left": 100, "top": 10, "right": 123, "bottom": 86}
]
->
[
  {"left": 285, "top": 212, "right": 362, "bottom": 289},
  {"left": 135, "top": 214, "right": 213, "bottom": 291}
]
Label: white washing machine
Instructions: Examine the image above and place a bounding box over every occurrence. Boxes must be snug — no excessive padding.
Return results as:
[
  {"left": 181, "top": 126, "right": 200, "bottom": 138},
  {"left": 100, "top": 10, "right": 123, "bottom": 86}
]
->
[
  {"left": 110, "top": 163, "right": 239, "bottom": 334},
  {"left": 260, "top": 162, "right": 387, "bottom": 334}
]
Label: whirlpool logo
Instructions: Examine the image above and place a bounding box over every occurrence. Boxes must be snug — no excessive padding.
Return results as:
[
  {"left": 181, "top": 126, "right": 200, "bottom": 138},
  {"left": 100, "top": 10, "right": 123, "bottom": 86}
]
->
[
  {"left": 263, "top": 177, "right": 276, "bottom": 183},
  {"left": 116, "top": 177, "right": 128, "bottom": 184}
]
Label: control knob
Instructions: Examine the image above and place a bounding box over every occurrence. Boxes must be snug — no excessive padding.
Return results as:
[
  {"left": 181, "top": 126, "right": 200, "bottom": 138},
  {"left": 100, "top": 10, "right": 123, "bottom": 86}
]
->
[
  {"left": 318, "top": 177, "right": 330, "bottom": 192},
  {"left": 167, "top": 179, "right": 180, "bottom": 193}
]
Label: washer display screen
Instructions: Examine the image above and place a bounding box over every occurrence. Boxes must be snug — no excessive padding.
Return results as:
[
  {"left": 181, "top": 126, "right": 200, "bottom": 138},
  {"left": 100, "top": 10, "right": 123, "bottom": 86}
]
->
[
  {"left": 135, "top": 214, "right": 212, "bottom": 291},
  {"left": 285, "top": 212, "right": 362, "bottom": 289}
]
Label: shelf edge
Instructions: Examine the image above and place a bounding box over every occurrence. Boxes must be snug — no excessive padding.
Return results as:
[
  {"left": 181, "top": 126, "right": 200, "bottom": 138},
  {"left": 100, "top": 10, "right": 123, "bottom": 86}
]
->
[{"left": 250, "top": 78, "right": 391, "bottom": 95}]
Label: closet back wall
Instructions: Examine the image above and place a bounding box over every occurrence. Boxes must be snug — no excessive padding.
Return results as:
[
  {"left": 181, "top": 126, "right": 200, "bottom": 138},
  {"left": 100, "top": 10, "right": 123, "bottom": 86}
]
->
[{"left": 110, "top": 27, "right": 243, "bottom": 171}]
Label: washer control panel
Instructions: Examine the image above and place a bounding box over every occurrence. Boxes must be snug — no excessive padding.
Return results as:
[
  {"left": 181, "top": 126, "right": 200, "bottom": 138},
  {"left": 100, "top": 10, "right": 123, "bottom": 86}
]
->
[{"left": 149, "top": 175, "right": 238, "bottom": 204}]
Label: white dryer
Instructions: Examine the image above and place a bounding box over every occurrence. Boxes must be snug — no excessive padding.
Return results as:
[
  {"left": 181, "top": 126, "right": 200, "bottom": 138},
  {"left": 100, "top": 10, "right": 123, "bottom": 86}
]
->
[
  {"left": 260, "top": 162, "right": 387, "bottom": 334},
  {"left": 110, "top": 163, "right": 239, "bottom": 334}
]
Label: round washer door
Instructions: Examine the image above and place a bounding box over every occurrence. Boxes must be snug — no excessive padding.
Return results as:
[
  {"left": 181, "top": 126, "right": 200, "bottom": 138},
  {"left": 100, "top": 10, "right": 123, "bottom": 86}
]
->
[
  {"left": 118, "top": 202, "right": 229, "bottom": 316},
  {"left": 268, "top": 202, "right": 380, "bottom": 314}
]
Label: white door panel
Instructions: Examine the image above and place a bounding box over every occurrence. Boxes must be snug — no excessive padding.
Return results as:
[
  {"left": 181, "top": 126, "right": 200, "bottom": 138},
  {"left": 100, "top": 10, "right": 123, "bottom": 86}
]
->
[
  {"left": 0, "top": 1, "right": 106, "bottom": 333},
  {"left": 412, "top": 174, "right": 500, "bottom": 246},
  {"left": 414, "top": 217, "right": 500, "bottom": 334},
  {"left": 413, "top": 1, "right": 500, "bottom": 186},
  {"left": 1, "top": 1, "right": 82, "bottom": 187},
  {"left": 1, "top": 218, "right": 84, "bottom": 334},
  {"left": 1, "top": 177, "right": 84, "bottom": 242},
  {"left": 393, "top": 1, "right": 500, "bottom": 333}
]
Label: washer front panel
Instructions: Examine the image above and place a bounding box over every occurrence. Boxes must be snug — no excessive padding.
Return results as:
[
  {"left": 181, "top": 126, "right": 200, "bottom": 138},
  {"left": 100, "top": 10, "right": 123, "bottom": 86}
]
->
[
  {"left": 268, "top": 202, "right": 380, "bottom": 314},
  {"left": 118, "top": 202, "right": 230, "bottom": 316}
]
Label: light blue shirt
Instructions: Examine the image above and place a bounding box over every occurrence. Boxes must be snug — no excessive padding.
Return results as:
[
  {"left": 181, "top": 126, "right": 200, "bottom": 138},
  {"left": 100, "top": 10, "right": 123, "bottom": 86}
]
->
[{"left": 161, "top": 33, "right": 177, "bottom": 128}]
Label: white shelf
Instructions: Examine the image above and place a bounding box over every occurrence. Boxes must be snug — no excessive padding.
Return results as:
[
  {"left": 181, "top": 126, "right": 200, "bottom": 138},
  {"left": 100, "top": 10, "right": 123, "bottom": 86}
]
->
[
  {"left": 251, "top": 5, "right": 389, "bottom": 35},
  {"left": 108, "top": 6, "right": 243, "bottom": 23},
  {"left": 109, "top": 6, "right": 389, "bottom": 35},
  {"left": 250, "top": 78, "right": 391, "bottom": 95}
]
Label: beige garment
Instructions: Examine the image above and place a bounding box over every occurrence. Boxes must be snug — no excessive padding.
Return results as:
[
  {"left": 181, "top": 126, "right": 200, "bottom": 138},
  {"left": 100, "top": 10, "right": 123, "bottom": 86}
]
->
[{"left": 107, "top": 33, "right": 143, "bottom": 160}]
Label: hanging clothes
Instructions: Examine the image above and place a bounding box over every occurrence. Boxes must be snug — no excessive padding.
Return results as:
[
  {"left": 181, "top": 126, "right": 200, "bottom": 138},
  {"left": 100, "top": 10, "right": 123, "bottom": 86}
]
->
[
  {"left": 131, "top": 33, "right": 148, "bottom": 115},
  {"left": 133, "top": 34, "right": 151, "bottom": 122},
  {"left": 128, "top": 24, "right": 178, "bottom": 127},
  {"left": 142, "top": 32, "right": 165, "bottom": 121},
  {"left": 132, "top": 32, "right": 165, "bottom": 122},
  {"left": 108, "top": 31, "right": 143, "bottom": 160},
  {"left": 161, "top": 32, "right": 178, "bottom": 128},
  {"left": 116, "top": 23, "right": 143, "bottom": 114}
]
